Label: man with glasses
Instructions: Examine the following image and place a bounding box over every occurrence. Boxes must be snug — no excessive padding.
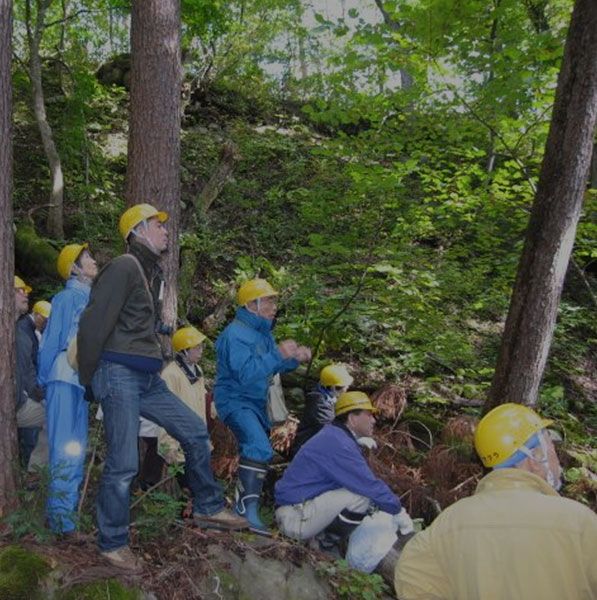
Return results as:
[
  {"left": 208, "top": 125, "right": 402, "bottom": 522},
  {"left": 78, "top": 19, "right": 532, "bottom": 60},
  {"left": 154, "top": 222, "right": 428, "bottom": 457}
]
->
[
  {"left": 395, "top": 403, "right": 597, "bottom": 600},
  {"left": 215, "top": 278, "right": 311, "bottom": 534}
]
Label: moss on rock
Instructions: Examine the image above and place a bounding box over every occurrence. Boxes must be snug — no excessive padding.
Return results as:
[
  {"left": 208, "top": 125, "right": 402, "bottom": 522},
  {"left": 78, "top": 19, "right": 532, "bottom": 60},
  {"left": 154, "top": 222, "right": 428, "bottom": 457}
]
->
[
  {"left": 58, "top": 578, "right": 141, "bottom": 600},
  {"left": 0, "top": 545, "right": 50, "bottom": 600}
]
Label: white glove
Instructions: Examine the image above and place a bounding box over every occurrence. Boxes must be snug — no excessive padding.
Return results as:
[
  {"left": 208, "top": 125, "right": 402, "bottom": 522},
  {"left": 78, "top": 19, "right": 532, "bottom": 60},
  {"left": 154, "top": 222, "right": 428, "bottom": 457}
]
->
[
  {"left": 357, "top": 436, "right": 378, "bottom": 450},
  {"left": 395, "top": 507, "right": 415, "bottom": 535}
]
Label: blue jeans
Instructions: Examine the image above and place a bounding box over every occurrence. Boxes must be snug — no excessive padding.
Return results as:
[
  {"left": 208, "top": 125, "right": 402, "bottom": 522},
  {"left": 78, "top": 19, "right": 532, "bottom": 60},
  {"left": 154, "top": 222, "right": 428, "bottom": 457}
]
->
[
  {"left": 92, "top": 361, "right": 224, "bottom": 551},
  {"left": 225, "top": 407, "right": 273, "bottom": 463}
]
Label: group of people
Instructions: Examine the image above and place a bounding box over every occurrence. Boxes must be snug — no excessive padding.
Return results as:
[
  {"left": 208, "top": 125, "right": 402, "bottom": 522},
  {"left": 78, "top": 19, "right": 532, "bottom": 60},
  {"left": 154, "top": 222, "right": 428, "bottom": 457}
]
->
[{"left": 14, "top": 201, "right": 597, "bottom": 598}]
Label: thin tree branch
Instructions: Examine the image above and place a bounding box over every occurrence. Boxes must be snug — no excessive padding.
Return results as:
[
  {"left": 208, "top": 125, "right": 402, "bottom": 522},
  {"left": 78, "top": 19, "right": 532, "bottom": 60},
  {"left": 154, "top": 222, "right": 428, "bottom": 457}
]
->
[
  {"left": 44, "top": 8, "right": 93, "bottom": 29},
  {"left": 304, "top": 265, "right": 370, "bottom": 381}
]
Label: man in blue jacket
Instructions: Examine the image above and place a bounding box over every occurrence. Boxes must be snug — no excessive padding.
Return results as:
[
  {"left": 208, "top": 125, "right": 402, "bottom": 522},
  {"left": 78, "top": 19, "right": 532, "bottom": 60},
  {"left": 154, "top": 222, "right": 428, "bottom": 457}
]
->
[
  {"left": 215, "top": 278, "right": 311, "bottom": 533},
  {"left": 38, "top": 243, "right": 97, "bottom": 534},
  {"left": 275, "top": 391, "right": 413, "bottom": 552}
]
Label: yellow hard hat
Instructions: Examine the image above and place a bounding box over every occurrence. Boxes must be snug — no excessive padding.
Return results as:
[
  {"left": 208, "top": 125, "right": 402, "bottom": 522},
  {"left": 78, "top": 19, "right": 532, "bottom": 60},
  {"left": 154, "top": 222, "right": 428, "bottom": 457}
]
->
[
  {"left": 172, "top": 326, "right": 206, "bottom": 353},
  {"left": 335, "top": 391, "right": 376, "bottom": 416},
  {"left": 32, "top": 300, "right": 52, "bottom": 318},
  {"left": 119, "top": 203, "right": 168, "bottom": 239},
  {"left": 320, "top": 364, "right": 353, "bottom": 387},
  {"left": 14, "top": 276, "right": 32, "bottom": 294},
  {"left": 236, "top": 278, "right": 278, "bottom": 305},
  {"left": 474, "top": 403, "right": 553, "bottom": 468},
  {"left": 57, "top": 243, "right": 88, "bottom": 280}
]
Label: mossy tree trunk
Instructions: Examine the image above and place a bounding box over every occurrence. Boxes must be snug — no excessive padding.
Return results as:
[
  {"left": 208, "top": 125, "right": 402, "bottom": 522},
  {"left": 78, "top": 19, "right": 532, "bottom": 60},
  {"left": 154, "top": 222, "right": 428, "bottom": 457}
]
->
[
  {"left": 25, "top": 0, "right": 65, "bottom": 239},
  {"left": 486, "top": 0, "right": 597, "bottom": 412},
  {"left": 125, "top": 0, "right": 182, "bottom": 336},
  {"left": 0, "top": 0, "right": 19, "bottom": 517}
]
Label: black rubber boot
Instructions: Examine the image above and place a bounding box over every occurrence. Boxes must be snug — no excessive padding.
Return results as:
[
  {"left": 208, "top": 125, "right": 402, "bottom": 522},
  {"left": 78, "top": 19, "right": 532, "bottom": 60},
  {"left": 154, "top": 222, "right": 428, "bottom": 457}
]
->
[{"left": 318, "top": 509, "right": 366, "bottom": 557}]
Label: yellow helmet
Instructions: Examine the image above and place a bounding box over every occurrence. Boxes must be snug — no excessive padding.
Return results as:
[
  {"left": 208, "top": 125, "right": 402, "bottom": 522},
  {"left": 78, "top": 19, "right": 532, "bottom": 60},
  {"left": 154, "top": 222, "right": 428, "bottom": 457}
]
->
[
  {"left": 335, "top": 391, "right": 376, "bottom": 416},
  {"left": 32, "top": 300, "right": 52, "bottom": 318},
  {"left": 14, "top": 275, "right": 32, "bottom": 294},
  {"left": 57, "top": 243, "right": 88, "bottom": 280},
  {"left": 474, "top": 403, "right": 553, "bottom": 468},
  {"left": 236, "top": 278, "right": 278, "bottom": 305},
  {"left": 172, "top": 326, "right": 206, "bottom": 353},
  {"left": 118, "top": 203, "right": 168, "bottom": 239},
  {"left": 320, "top": 364, "right": 353, "bottom": 387}
]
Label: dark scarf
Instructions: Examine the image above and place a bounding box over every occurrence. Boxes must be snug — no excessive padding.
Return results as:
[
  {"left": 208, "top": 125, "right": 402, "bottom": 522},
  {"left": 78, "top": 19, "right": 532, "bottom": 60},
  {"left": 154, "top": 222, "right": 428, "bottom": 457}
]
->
[{"left": 175, "top": 353, "right": 203, "bottom": 385}]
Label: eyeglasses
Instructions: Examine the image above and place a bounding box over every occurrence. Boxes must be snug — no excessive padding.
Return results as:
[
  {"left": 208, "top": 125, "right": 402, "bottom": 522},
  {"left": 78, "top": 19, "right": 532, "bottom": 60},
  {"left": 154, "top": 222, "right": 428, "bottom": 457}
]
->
[{"left": 545, "top": 428, "right": 563, "bottom": 444}]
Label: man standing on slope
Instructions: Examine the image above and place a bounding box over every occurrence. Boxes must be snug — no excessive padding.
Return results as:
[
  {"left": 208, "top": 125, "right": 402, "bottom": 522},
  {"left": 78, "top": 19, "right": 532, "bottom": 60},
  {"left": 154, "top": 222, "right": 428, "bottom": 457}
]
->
[
  {"left": 78, "top": 203, "right": 247, "bottom": 572},
  {"left": 38, "top": 243, "right": 97, "bottom": 533},
  {"left": 215, "top": 278, "right": 311, "bottom": 534}
]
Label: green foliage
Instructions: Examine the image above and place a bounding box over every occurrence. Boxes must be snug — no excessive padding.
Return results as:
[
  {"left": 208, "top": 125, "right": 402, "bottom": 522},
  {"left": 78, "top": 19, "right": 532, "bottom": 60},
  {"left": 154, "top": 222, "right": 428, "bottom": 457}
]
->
[
  {"left": 9, "top": 0, "right": 595, "bottom": 513},
  {"left": 318, "top": 560, "right": 390, "bottom": 600},
  {"left": 57, "top": 579, "right": 141, "bottom": 600},
  {"left": 133, "top": 489, "right": 185, "bottom": 542},
  {"left": 0, "top": 546, "right": 50, "bottom": 600},
  {"left": 2, "top": 467, "right": 54, "bottom": 543}
]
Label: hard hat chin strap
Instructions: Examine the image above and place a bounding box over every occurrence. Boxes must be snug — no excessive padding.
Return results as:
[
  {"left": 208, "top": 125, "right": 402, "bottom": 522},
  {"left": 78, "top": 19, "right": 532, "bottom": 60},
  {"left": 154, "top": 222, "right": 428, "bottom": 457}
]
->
[
  {"left": 132, "top": 220, "right": 159, "bottom": 254},
  {"left": 518, "top": 430, "right": 562, "bottom": 491}
]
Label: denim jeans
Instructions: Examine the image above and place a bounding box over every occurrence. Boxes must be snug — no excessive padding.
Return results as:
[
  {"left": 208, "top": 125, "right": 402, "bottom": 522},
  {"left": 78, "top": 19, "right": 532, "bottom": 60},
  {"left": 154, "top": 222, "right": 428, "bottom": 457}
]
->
[{"left": 92, "top": 361, "right": 224, "bottom": 551}]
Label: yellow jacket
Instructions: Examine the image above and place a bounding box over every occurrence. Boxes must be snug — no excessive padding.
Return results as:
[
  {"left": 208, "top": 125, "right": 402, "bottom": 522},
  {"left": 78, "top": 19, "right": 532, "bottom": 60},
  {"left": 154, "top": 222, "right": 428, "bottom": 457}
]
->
[
  {"left": 395, "top": 468, "right": 597, "bottom": 600},
  {"left": 158, "top": 360, "right": 208, "bottom": 463}
]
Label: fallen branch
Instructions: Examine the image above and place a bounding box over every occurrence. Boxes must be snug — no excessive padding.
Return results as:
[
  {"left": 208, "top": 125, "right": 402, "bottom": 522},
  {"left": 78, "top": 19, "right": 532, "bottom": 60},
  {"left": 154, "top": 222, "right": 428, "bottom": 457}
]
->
[{"left": 78, "top": 421, "right": 103, "bottom": 515}]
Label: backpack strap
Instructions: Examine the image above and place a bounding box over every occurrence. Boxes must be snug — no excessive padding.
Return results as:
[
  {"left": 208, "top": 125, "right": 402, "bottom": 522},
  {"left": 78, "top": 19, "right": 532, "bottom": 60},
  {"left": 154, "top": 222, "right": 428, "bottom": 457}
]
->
[{"left": 125, "top": 253, "right": 153, "bottom": 308}]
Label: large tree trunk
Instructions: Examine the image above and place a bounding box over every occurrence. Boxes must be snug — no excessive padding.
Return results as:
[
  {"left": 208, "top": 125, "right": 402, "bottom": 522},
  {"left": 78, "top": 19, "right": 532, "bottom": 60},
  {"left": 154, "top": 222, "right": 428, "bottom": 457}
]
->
[
  {"left": 0, "top": 0, "right": 19, "bottom": 517},
  {"left": 25, "top": 0, "right": 65, "bottom": 239},
  {"left": 485, "top": 0, "right": 597, "bottom": 412},
  {"left": 126, "top": 0, "right": 182, "bottom": 335}
]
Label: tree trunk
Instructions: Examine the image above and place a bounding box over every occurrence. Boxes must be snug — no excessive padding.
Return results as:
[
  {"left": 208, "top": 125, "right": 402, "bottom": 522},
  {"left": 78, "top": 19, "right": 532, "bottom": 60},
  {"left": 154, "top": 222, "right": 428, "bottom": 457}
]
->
[
  {"left": 0, "top": 0, "right": 19, "bottom": 517},
  {"left": 126, "top": 0, "right": 182, "bottom": 333},
  {"left": 485, "top": 0, "right": 597, "bottom": 412},
  {"left": 26, "top": 0, "right": 65, "bottom": 239},
  {"left": 373, "top": 0, "right": 413, "bottom": 89}
]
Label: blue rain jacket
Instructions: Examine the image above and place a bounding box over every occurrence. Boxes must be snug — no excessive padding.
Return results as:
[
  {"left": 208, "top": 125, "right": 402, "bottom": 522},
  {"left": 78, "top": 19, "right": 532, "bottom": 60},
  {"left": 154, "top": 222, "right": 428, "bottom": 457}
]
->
[
  {"left": 275, "top": 423, "right": 402, "bottom": 515},
  {"left": 38, "top": 278, "right": 91, "bottom": 389},
  {"left": 214, "top": 307, "right": 299, "bottom": 423},
  {"left": 38, "top": 278, "right": 91, "bottom": 533}
]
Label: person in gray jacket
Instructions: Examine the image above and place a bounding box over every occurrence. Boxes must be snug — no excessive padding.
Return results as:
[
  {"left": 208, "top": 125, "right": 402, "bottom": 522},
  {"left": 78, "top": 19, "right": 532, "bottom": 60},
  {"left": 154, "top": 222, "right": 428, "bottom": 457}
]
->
[{"left": 78, "top": 203, "right": 247, "bottom": 572}]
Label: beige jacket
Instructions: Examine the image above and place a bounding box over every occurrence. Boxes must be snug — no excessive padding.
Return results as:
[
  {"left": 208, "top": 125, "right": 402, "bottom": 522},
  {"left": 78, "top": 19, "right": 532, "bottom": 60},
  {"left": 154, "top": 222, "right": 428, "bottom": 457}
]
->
[
  {"left": 395, "top": 468, "right": 597, "bottom": 600},
  {"left": 158, "top": 360, "right": 208, "bottom": 463}
]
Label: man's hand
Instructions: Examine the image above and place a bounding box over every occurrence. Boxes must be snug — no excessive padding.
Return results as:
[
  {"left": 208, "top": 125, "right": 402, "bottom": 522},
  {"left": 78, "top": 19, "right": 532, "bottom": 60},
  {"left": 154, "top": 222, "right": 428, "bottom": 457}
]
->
[
  {"left": 278, "top": 339, "right": 299, "bottom": 359},
  {"left": 294, "top": 345, "right": 312, "bottom": 362},
  {"left": 395, "top": 507, "right": 415, "bottom": 535},
  {"left": 357, "top": 436, "right": 378, "bottom": 450}
]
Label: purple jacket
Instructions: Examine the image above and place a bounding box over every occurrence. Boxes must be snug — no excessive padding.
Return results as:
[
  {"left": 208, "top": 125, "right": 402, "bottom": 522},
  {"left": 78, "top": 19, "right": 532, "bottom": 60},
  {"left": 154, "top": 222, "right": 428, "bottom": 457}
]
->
[{"left": 275, "top": 422, "right": 401, "bottom": 515}]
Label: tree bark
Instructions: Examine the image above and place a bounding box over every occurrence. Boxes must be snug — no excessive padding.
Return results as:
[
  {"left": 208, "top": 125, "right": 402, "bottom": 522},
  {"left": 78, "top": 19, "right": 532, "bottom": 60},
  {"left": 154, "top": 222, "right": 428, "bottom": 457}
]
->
[
  {"left": 126, "top": 0, "right": 182, "bottom": 332},
  {"left": 0, "top": 0, "right": 20, "bottom": 517},
  {"left": 373, "top": 0, "right": 413, "bottom": 89},
  {"left": 25, "top": 0, "right": 65, "bottom": 239},
  {"left": 485, "top": 0, "right": 597, "bottom": 412}
]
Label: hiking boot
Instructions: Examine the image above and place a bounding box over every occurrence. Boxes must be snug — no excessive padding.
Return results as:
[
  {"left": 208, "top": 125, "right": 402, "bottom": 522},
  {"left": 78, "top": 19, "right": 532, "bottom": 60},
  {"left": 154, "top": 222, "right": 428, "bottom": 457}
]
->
[
  {"left": 193, "top": 508, "right": 249, "bottom": 531},
  {"left": 100, "top": 546, "right": 143, "bottom": 573}
]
